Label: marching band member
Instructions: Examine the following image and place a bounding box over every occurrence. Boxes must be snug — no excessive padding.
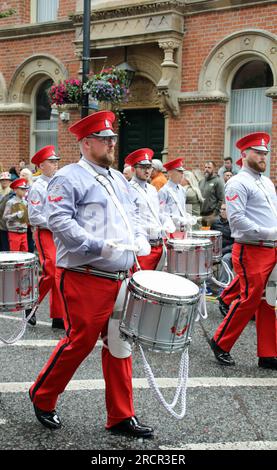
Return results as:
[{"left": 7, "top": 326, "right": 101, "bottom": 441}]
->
[
  {"left": 210, "top": 132, "right": 277, "bottom": 370},
  {"left": 27, "top": 146, "right": 64, "bottom": 329},
  {"left": 125, "top": 148, "right": 175, "bottom": 270},
  {"left": 29, "top": 110, "right": 154, "bottom": 438},
  {"left": 158, "top": 158, "right": 196, "bottom": 237},
  {"left": 3, "top": 178, "right": 29, "bottom": 251}
]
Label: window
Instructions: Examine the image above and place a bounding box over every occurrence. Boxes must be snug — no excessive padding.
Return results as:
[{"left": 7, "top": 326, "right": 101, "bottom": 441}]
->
[
  {"left": 34, "top": 79, "right": 58, "bottom": 152},
  {"left": 228, "top": 61, "right": 273, "bottom": 173},
  {"left": 36, "top": 0, "right": 59, "bottom": 22}
]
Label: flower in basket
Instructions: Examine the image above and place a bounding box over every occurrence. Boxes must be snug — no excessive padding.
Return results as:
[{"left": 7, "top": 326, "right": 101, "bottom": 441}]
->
[
  {"left": 83, "top": 67, "right": 129, "bottom": 104},
  {"left": 47, "top": 79, "right": 82, "bottom": 106}
]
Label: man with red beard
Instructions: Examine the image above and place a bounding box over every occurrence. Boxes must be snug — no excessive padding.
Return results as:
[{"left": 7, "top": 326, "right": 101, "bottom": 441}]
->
[{"left": 210, "top": 132, "right": 277, "bottom": 370}]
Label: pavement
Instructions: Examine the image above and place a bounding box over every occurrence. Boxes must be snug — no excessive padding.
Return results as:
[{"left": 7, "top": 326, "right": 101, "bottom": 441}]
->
[{"left": 0, "top": 293, "right": 276, "bottom": 459}]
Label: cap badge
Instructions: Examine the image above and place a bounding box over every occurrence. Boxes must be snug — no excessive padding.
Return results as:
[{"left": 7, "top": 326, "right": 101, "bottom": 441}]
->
[
  {"left": 105, "top": 119, "right": 111, "bottom": 128},
  {"left": 261, "top": 138, "right": 265, "bottom": 146}
]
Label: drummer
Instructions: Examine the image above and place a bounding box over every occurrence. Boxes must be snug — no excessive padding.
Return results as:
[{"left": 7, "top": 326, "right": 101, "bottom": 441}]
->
[
  {"left": 158, "top": 158, "right": 196, "bottom": 238},
  {"left": 29, "top": 110, "right": 154, "bottom": 437},
  {"left": 27, "top": 146, "right": 64, "bottom": 329},
  {"left": 3, "top": 178, "right": 29, "bottom": 252},
  {"left": 125, "top": 148, "right": 175, "bottom": 270},
  {"left": 210, "top": 132, "right": 277, "bottom": 370}
]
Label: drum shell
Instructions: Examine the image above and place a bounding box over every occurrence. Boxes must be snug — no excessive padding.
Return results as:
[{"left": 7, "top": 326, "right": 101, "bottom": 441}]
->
[
  {"left": 166, "top": 239, "right": 213, "bottom": 282},
  {"left": 120, "top": 274, "right": 200, "bottom": 353},
  {"left": 190, "top": 230, "right": 222, "bottom": 261},
  {"left": 0, "top": 252, "right": 39, "bottom": 312}
]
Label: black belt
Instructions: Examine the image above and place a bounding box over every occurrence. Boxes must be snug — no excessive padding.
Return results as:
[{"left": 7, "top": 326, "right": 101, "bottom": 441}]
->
[
  {"left": 235, "top": 240, "right": 277, "bottom": 248},
  {"left": 66, "top": 266, "right": 129, "bottom": 281},
  {"left": 149, "top": 239, "right": 163, "bottom": 247}
]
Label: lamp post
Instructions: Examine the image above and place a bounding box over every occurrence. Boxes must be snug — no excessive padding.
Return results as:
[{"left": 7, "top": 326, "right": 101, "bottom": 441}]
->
[{"left": 81, "top": 0, "right": 91, "bottom": 118}]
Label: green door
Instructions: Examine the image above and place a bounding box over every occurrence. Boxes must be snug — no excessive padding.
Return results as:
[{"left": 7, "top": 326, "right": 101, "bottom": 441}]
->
[{"left": 118, "top": 108, "right": 164, "bottom": 171}]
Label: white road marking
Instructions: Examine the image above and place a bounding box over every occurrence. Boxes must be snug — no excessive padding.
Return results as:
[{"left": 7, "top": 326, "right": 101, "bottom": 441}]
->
[
  {"left": 2, "top": 339, "right": 102, "bottom": 348},
  {"left": 0, "top": 313, "right": 51, "bottom": 327},
  {"left": 0, "top": 376, "right": 276, "bottom": 393},
  {"left": 160, "top": 441, "right": 277, "bottom": 450}
]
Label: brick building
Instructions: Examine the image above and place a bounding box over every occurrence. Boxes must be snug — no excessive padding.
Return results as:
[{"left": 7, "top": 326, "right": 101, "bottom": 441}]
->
[{"left": 0, "top": 0, "right": 276, "bottom": 179}]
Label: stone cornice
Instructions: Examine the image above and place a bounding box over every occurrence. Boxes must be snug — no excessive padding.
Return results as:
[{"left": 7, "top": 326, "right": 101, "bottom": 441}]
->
[
  {"left": 72, "top": 1, "right": 185, "bottom": 23},
  {"left": 0, "top": 19, "right": 74, "bottom": 41},
  {"left": 72, "top": 0, "right": 275, "bottom": 22},
  {"left": 178, "top": 91, "right": 229, "bottom": 103},
  {"left": 0, "top": 103, "right": 32, "bottom": 114}
]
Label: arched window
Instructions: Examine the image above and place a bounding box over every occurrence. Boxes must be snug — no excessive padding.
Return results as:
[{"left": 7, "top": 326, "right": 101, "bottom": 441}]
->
[
  {"left": 34, "top": 79, "right": 58, "bottom": 151},
  {"left": 228, "top": 60, "right": 273, "bottom": 171}
]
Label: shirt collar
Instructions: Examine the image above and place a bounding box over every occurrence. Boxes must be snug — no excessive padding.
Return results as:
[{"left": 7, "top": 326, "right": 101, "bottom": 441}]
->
[
  {"left": 168, "top": 179, "right": 179, "bottom": 189},
  {"left": 82, "top": 156, "right": 111, "bottom": 177},
  {"left": 132, "top": 175, "right": 147, "bottom": 189},
  {"left": 241, "top": 166, "right": 261, "bottom": 180}
]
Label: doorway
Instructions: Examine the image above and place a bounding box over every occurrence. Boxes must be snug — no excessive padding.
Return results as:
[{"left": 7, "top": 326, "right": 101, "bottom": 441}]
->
[{"left": 118, "top": 108, "right": 164, "bottom": 171}]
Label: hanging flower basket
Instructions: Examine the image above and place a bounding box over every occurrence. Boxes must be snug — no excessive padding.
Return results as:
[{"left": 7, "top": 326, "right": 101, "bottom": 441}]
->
[
  {"left": 83, "top": 67, "right": 130, "bottom": 105},
  {"left": 47, "top": 79, "right": 82, "bottom": 106}
]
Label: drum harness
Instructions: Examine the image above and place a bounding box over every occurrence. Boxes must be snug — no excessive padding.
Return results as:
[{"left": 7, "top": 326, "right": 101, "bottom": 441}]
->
[
  {"left": 129, "top": 179, "right": 168, "bottom": 271},
  {"left": 78, "top": 159, "right": 191, "bottom": 420}
]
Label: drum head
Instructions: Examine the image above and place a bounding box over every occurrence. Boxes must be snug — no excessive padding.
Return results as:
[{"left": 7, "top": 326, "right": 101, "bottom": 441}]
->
[
  {"left": 167, "top": 238, "right": 212, "bottom": 248},
  {"left": 132, "top": 270, "right": 199, "bottom": 297},
  {"left": 0, "top": 252, "right": 36, "bottom": 264},
  {"left": 191, "top": 230, "right": 221, "bottom": 237}
]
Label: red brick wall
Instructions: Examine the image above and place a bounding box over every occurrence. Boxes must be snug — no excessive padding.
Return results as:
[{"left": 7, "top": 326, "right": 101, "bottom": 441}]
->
[
  {"left": 0, "top": 1, "right": 30, "bottom": 25},
  {"left": 169, "top": 2, "right": 277, "bottom": 182},
  {"left": 57, "top": 108, "right": 81, "bottom": 165},
  {"left": 0, "top": 114, "right": 30, "bottom": 171},
  {"left": 58, "top": 0, "right": 76, "bottom": 19},
  {"left": 181, "top": 4, "right": 277, "bottom": 92},
  {"left": 168, "top": 102, "right": 226, "bottom": 174}
]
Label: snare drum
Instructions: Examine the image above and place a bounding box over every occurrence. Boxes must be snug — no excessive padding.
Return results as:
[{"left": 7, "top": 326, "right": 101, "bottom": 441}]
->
[
  {"left": 120, "top": 270, "right": 200, "bottom": 353},
  {"left": 190, "top": 230, "right": 222, "bottom": 262},
  {"left": 0, "top": 252, "right": 39, "bottom": 312},
  {"left": 166, "top": 238, "right": 213, "bottom": 282}
]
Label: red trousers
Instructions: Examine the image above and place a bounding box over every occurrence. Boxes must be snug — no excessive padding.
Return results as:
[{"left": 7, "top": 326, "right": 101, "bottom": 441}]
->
[
  {"left": 137, "top": 245, "right": 163, "bottom": 270},
  {"left": 35, "top": 228, "right": 63, "bottom": 319},
  {"left": 214, "top": 243, "right": 277, "bottom": 357},
  {"left": 8, "top": 232, "right": 28, "bottom": 251},
  {"left": 220, "top": 275, "right": 240, "bottom": 306},
  {"left": 29, "top": 270, "right": 134, "bottom": 427}
]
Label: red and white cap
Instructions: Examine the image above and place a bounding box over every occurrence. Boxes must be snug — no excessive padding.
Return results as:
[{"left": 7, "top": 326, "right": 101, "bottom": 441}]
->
[
  {"left": 236, "top": 132, "right": 270, "bottom": 166},
  {"left": 10, "top": 178, "right": 29, "bottom": 190},
  {"left": 31, "top": 145, "right": 60, "bottom": 166},
  {"left": 163, "top": 158, "right": 184, "bottom": 172},
  {"left": 69, "top": 110, "right": 117, "bottom": 141},
  {"left": 125, "top": 148, "right": 154, "bottom": 167}
]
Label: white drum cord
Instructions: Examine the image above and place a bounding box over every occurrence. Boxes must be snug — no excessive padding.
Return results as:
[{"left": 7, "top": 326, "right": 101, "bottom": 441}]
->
[
  {"left": 196, "top": 281, "right": 208, "bottom": 320},
  {"left": 139, "top": 344, "right": 189, "bottom": 420},
  {"left": 0, "top": 302, "right": 39, "bottom": 345},
  {"left": 211, "top": 259, "right": 234, "bottom": 288}
]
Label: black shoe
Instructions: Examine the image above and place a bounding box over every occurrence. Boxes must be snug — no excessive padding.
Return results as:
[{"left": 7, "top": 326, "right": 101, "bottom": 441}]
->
[
  {"left": 52, "top": 318, "right": 65, "bottom": 329},
  {"left": 25, "top": 309, "right": 36, "bottom": 326},
  {"left": 210, "top": 338, "right": 235, "bottom": 366},
  {"left": 108, "top": 416, "right": 154, "bottom": 438},
  {"left": 218, "top": 297, "right": 229, "bottom": 317},
  {"left": 258, "top": 357, "right": 277, "bottom": 370},
  {"left": 32, "top": 403, "right": 62, "bottom": 430}
]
